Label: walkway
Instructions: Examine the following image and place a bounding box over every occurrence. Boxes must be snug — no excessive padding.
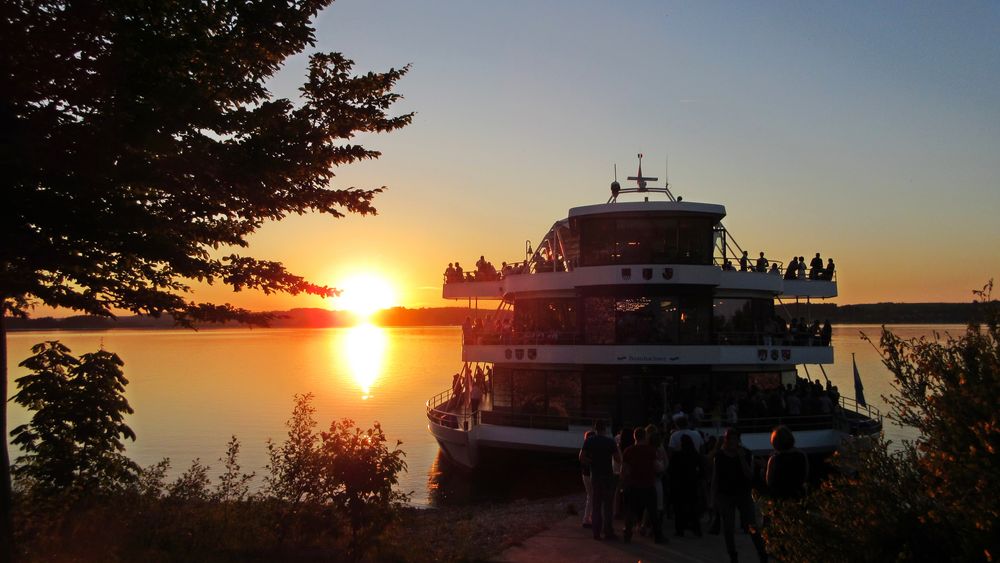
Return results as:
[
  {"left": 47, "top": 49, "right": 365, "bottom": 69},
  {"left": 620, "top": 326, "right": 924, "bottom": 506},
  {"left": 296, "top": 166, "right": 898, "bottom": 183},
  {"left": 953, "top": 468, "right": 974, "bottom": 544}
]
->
[{"left": 493, "top": 503, "right": 760, "bottom": 563}]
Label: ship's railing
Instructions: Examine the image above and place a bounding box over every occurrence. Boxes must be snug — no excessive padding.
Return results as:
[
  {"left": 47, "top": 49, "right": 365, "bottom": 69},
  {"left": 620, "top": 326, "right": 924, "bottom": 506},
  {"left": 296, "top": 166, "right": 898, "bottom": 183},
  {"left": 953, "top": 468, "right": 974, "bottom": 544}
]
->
[
  {"left": 838, "top": 395, "right": 882, "bottom": 424},
  {"left": 694, "top": 399, "right": 881, "bottom": 436},
  {"left": 443, "top": 259, "right": 530, "bottom": 284},
  {"left": 695, "top": 413, "right": 836, "bottom": 434},
  {"left": 426, "top": 388, "right": 475, "bottom": 431},
  {"left": 714, "top": 331, "right": 830, "bottom": 347},
  {"left": 714, "top": 256, "right": 837, "bottom": 282}
]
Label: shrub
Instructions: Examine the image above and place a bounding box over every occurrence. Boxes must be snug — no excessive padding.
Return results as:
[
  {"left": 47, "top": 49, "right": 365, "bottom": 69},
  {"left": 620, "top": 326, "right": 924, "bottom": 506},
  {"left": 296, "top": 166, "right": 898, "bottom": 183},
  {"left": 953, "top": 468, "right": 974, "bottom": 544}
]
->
[{"left": 766, "top": 284, "right": 1000, "bottom": 562}]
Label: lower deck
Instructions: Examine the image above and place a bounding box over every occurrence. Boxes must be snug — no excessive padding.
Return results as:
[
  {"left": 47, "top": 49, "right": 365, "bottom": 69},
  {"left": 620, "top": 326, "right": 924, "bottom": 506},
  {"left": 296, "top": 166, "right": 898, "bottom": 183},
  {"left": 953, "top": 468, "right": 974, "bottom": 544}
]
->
[{"left": 428, "top": 363, "right": 881, "bottom": 467}]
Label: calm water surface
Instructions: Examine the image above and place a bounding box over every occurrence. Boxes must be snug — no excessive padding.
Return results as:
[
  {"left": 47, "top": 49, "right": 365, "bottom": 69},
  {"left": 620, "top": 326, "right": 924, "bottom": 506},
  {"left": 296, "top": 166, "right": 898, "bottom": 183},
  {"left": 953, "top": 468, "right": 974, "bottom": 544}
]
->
[{"left": 5, "top": 324, "right": 960, "bottom": 505}]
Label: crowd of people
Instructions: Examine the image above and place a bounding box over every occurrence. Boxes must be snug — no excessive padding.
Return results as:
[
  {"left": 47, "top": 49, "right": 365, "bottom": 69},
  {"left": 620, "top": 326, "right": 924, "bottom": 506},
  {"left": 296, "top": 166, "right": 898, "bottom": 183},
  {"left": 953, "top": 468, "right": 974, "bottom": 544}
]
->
[
  {"left": 447, "top": 251, "right": 837, "bottom": 284},
  {"left": 721, "top": 251, "right": 836, "bottom": 282},
  {"left": 709, "top": 377, "right": 843, "bottom": 429},
  {"left": 718, "top": 316, "right": 833, "bottom": 347},
  {"left": 580, "top": 416, "right": 809, "bottom": 562},
  {"left": 444, "top": 256, "right": 530, "bottom": 283}
]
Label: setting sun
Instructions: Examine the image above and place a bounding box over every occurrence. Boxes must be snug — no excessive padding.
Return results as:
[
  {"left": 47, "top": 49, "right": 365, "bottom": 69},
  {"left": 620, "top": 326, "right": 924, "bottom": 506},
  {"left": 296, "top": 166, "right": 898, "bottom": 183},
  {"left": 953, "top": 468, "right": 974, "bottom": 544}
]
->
[{"left": 334, "top": 274, "right": 397, "bottom": 319}]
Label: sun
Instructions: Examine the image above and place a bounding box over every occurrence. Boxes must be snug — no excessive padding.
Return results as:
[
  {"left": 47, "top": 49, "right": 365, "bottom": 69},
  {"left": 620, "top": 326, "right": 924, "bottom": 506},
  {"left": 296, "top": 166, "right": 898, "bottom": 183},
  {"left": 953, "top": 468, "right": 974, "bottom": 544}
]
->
[{"left": 334, "top": 274, "right": 397, "bottom": 319}]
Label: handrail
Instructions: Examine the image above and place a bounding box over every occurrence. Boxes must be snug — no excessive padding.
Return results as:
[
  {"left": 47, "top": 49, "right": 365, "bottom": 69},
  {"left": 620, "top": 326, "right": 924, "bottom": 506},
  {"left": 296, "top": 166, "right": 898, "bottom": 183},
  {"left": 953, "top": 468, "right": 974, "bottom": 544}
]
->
[
  {"left": 695, "top": 413, "right": 837, "bottom": 434},
  {"left": 838, "top": 394, "right": 882, "bottom": 423},
  {"left": 426, "top": 387, "right": 476, "bottom": 431}
]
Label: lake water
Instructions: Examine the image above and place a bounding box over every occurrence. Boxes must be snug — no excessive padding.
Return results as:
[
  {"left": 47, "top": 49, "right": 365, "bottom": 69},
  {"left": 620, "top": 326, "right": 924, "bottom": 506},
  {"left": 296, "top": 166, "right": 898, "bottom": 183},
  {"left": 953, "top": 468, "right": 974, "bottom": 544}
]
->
[{"left": 5, "top": 324, "right": 960, "bottom": 505}]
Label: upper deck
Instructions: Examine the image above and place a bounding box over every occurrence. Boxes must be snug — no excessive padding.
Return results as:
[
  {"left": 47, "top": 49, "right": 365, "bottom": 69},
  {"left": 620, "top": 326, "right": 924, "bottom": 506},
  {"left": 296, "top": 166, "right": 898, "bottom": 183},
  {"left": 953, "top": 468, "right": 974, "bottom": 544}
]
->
[
  {"left": 443, "top": 188, "right": 837, "bottom": 301},
  {"left": 443, "top": 266, "right": 836, "bottom": 300}
]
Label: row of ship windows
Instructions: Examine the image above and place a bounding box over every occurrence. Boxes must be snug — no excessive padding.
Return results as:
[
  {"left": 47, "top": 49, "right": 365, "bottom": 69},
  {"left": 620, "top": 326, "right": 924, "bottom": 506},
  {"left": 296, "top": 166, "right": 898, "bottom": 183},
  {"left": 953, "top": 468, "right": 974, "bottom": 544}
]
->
[{"left": 468, "top": 296, "right": 800, "bottom": 346}]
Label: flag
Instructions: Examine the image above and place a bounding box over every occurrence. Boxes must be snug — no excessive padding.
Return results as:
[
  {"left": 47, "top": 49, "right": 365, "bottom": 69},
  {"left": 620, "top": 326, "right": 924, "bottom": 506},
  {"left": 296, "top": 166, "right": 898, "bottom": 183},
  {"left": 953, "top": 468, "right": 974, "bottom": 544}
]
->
[{"left": 853, "top": 353, "right": 867, "bottom": 407}]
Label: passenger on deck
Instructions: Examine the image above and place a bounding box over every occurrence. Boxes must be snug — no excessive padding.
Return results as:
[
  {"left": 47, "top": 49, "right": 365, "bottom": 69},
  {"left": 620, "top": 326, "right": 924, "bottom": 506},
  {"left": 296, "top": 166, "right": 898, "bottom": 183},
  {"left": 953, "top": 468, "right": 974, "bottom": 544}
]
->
[
  {"left": 723, "top": 259, "right": 735, "bottom": 271},
  {"left": 444, "top": 263, "right": 456, "bottom": 283},
  {"left": 739, "top": 251, "right": 750, "bottom": 272},
  {"left": 474, "top": 366, "right": 486, "bottom": 391},
  {"left": 818, "top": 392, "right": 834, "bottom": 414},
  {"left": 470, "top": 380, "right": 483, "bottom": 411},
  {"left": 786, "top": 392, "right": 802, "bottom": 416},
  {"left": 455, "top": 262, "right": 464, "bottom": 281},
  {"left": 756, "top": 252, "right": 769, "bottom": 273},
  {"left": 809, "top": 320, "right": 822, "bottom": 344},
  {"left": 824, "top": 258, "right": 836, "bottom": 281},
  {"left": 726, "top": 400, "right": 738, "bottom": 425},
  {"left": 668, "top": 415, "right": 704, "bottom": 452},
  {"left": 821, "top": 320, "right": 833, "bottom": 346},
  {"left": 784, "top": 257, "right": 798, "bottom": 280},
  {"left": 769, "top": 262, "right": 781, "bottom": 275},
  {"left": 461, "top": 316, "right": 472, "bottom": 344},
  {"left": 810, "top": 253, "right": 824, "bottom": 279},
  {"left": 692, "top": 403, "right": 706, "bottom": 426},
  {"left": 797, "top": 257, "right": 807, "bottom": 279}
]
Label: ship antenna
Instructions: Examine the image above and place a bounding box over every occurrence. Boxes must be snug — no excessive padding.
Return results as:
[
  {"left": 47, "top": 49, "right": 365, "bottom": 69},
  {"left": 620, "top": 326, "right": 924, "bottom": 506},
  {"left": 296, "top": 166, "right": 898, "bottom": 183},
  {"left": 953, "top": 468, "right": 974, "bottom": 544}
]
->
[
  {"left": 664, "top": 154, "right": 676, "bottom": 201},
  {"left": 627, "top": 153, "right": 657, "bottom": 193},
  {"left": 609, "top": 163, "right": 621, "bottom": 202}
]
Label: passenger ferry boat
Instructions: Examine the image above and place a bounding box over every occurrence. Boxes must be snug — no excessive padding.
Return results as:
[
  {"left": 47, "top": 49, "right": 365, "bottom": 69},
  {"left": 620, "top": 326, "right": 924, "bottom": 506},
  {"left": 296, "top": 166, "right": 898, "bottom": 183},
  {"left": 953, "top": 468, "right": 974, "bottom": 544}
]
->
[{"left": 427, "top": 156, "right": 882, "bottom": 468}]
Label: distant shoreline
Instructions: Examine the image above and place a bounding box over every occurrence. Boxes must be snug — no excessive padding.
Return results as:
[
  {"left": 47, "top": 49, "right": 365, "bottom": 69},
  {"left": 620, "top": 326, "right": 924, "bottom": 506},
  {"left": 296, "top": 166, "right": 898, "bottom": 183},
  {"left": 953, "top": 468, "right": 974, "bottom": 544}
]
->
[{"left": 6, "top": 302, "right": 990, "bottom": 331}]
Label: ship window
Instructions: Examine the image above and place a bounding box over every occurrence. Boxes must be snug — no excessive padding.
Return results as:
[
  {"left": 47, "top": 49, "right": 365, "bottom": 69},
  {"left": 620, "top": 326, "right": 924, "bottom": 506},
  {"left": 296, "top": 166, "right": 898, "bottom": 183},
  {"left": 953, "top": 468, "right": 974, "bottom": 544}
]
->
[
  {"left": 615, "top": 297, "right": 679, "bottom": 345},
  {"left": 579, "top": 217, "right": 616, "bottom": 266},
  {"left": 583, "top": 297, "right": 616, "bottom": 344},
  {"left": 546, "top": 371, "right": 582, "bottom": 417},
  {"left": 713, "top": 298, "right": 776, "bottom": 344},
  {"left": 678, "top": 296, "right": 711, "bottom": 344},
  {"left": 578, "top": 214, "right": 714, "bottom": 266},
  {"left": 514, "top": 298, "right": 578, "bottom": 336},
  {"left": 491, "top": 368, "right": 513, "bottom": 410},
  {"left": 676, "top": 217, "right": 713, "bottom": 265},
  {"left": 512, "top": 370, "right": 546, "bottom": 414},
  {"left": 582, "top": 372, "right": 617, "bottom": 418}
]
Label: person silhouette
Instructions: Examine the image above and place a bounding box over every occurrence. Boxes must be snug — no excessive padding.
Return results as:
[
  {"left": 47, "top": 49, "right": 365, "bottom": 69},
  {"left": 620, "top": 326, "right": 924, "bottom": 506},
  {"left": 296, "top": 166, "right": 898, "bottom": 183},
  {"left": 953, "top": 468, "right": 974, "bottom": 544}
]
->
[
  {"left": 784, "top": 257, "right": 798, "bottom": 280},
  {"left": 756, "top": 252, "right": 768, "bottom": 273},
  {"left": 810, "top": 253, "right": 823, "bottom": 279}
]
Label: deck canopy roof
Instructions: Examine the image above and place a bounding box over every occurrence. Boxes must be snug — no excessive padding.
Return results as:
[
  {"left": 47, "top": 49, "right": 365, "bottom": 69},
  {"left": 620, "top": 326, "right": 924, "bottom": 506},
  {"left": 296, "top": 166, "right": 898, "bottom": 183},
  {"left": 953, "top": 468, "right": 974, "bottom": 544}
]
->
[{"left": 568, "top": 200, "right": 726, "bottom": 221}]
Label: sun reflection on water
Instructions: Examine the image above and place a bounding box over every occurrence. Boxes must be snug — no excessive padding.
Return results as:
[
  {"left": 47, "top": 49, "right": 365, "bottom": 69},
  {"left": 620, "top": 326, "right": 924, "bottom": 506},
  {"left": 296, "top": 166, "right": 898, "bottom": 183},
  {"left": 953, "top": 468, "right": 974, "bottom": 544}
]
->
[{"left": 341, "top": 323, "right": 388, "bottom": 399}]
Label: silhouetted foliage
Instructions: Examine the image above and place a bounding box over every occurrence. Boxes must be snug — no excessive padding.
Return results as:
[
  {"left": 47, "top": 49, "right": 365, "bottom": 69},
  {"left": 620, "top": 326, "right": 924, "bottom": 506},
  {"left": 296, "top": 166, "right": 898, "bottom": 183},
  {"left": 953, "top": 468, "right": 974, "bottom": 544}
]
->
[
  {"left": 0, "top": 0, "right": 412, "bottom": 551},
  {"left": 11, "top": 395, "right": 411, "bottom": 561},
  {"left": 266, "top": 393, "right": 409, "bottom": 560},
  {"left": 10, "top": 341, "right": 138, "bottom": 497},
  {"left": 766, "top": 283, "right": 1000, "bottom": 562}
]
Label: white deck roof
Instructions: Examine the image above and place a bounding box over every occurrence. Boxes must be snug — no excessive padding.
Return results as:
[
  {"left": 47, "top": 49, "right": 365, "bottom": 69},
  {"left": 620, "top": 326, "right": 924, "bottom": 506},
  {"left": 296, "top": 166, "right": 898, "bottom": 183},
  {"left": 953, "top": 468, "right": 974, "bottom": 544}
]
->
[{"left": 568, "top": 200, "right": 726, "bottom": 219}]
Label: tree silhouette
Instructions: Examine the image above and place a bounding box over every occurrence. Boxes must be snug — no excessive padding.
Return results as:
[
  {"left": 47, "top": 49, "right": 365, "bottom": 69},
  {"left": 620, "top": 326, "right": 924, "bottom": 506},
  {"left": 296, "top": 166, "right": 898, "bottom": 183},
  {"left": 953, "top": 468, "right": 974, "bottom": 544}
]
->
[
  {"left": 0, "top": 1, "right": 412, "bottom": 557},
  {"left": 10, "top": 342, "right": 139, "bottom": 495}
]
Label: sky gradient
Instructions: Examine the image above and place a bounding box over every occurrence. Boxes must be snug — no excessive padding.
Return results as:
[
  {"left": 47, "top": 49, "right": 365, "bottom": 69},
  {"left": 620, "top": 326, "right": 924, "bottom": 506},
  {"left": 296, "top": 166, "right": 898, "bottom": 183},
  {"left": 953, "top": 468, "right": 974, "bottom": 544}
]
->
[{"left": 44, "top": 1, "right": 1000, "bottom": 315}]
